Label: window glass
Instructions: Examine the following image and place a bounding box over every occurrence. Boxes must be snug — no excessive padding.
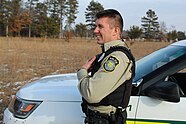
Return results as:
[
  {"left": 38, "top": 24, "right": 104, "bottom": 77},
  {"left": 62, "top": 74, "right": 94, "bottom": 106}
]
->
[{"left": 134, "top": 45, "right": 186, "bottom": 82}]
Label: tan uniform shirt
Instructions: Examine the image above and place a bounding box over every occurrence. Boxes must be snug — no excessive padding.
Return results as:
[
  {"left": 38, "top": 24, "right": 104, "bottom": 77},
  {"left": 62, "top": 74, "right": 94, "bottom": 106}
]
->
[{"left": 77, "top": 40, "right": 133, "bottom": 115}]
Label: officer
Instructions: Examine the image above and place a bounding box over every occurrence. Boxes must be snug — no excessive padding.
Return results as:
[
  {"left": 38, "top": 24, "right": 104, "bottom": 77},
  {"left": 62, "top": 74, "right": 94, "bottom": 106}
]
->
[{"left": 77, "top": 9, "right": 135, "bottom": 124}]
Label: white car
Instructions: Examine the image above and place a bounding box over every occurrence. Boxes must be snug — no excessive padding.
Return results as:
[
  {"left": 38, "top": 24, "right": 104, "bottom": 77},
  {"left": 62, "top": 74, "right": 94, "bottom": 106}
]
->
[{"left": 3, "top": 40, "right": 186, "bottom": 124}]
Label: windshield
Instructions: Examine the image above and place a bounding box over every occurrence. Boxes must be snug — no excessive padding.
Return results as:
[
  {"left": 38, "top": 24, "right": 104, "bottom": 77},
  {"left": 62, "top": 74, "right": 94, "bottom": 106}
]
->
[{"left": 134, "top": 45, "right": 186, "bottom": 82}]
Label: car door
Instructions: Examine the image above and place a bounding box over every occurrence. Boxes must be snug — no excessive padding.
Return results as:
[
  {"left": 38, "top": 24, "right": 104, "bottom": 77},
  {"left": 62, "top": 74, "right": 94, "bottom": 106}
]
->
[
  {"left": 126, "top": 96, "right": 140, "bottom": 124},
  {"left": 127, "top": 42, "right": 186, "bottom": 123},
  {"left": 135, "top": 67, "right": 186, "bottom": 123},
  {"left": 135, "top": 96, "right": 186, "bottom": 123}
]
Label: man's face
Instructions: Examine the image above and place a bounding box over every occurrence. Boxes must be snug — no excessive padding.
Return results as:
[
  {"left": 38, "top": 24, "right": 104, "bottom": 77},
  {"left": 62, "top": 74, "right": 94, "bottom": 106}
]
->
[{"left": 94, "top": 17, "right": 116, "bottom": 45}]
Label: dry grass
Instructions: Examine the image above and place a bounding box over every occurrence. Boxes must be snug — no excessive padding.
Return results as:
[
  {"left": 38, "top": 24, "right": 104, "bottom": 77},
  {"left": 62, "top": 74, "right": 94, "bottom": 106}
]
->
[{"left": 0, "top": 37, "right": 171, "bottom": 122}]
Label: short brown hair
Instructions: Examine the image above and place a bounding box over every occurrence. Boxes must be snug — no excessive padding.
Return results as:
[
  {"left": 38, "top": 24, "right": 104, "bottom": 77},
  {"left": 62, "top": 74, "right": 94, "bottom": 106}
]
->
[{"left": 96, "top": 9, "right": 124, "bottom": 33}]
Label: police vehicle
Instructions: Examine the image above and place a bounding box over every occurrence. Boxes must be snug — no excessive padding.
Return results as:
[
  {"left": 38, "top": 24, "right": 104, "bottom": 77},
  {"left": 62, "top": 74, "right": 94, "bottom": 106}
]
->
[{"left": 3, "top": 40, "right": 186, "bottom": 124}]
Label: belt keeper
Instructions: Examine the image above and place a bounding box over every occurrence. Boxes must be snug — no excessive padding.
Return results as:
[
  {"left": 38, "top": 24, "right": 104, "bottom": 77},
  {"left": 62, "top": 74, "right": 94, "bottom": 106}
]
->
[{"left": 118, "top": 106, "right": 126, "bottom": 112}]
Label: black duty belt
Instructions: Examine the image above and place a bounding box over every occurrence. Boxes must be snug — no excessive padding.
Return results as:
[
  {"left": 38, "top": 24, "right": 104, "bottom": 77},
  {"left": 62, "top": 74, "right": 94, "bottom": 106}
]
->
[
  {"left": 87, "top": 109, "right": 109, "bottom": 119},
  {"left": 85, "top": 109, "right": 127, "bottom": 124}
]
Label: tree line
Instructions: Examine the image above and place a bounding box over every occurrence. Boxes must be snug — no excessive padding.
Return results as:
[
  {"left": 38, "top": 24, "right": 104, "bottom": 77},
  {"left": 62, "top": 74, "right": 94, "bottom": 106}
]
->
[
  {"left": 0, "top": 0, "right": 80, "bottom": 38},
  {"left": 127, "top": 9, "right": 186, "bottom": 41},
  {"left": 0, "top": 0, "right": 185, "bottom": 41}
]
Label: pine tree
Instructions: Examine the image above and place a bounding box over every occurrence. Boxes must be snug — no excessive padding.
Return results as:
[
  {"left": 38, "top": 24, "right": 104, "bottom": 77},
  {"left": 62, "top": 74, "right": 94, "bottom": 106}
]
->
[
  {"left": 141, "top": 9, "right": 160, "bottom": 39},
  {"left": 32, "top": 2, "right": 48, "bottom": 37},
  {"left": 0, "top": 0, "right": 11, "bottom": 36},
  {"left": 24, "top": 0, "right": 38, "bottom": 37},
  {"left": 85, "top": 0, "right": 104, "bottom": 33},
  {"left": 65, "top": 0, "right": 78, "bottom": 30},
  {"left": 58, "top": 0, "right": 66, "bottom": 38},
  {"left": 48, "top": 0, "right": 61, "bottom": 37}
]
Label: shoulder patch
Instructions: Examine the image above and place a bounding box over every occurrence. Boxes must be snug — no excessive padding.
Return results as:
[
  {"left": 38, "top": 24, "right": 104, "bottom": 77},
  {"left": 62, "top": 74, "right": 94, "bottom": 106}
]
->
[{"left": 103, "top": 56, "right": 119, "bottom": 72}]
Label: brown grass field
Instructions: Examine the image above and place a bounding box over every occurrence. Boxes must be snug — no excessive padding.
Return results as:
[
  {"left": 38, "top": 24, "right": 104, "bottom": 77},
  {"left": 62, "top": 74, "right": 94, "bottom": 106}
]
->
[{"left": 0, "top": 37, "right": 171, "bottom": 122}]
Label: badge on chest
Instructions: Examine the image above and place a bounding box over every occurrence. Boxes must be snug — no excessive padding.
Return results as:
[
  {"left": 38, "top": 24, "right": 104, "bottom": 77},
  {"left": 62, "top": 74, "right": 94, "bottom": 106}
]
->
[{"left": 103, "top": 56, "right": 119, "bottom": 72}]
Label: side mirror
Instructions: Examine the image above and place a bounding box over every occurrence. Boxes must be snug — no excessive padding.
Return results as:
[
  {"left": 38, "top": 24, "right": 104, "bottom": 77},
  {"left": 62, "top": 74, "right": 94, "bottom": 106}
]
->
[{"left": 144, "top": 81, "right": 180, "bottom": 103}]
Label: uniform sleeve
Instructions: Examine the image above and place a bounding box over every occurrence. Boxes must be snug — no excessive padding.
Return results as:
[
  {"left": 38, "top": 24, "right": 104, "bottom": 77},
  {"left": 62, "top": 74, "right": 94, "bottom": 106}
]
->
[{"left": 77, "top": 52, "right": 132, "bottom": 103}]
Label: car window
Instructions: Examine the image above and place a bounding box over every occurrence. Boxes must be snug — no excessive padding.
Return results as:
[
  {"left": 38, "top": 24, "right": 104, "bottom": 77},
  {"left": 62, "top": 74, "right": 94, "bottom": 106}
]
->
[{"left": 134, "top": 45, "right": 186, "bottom": 82}]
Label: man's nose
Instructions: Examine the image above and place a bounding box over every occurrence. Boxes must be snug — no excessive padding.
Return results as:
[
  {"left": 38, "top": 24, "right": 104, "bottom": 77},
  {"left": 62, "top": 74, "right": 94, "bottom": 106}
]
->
[{"left": 94, "top": 27, "right": 98, "bottom": 33}]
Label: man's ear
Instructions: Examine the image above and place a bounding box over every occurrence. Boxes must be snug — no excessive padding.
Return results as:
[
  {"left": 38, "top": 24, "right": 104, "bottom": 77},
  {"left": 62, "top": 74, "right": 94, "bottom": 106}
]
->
[
  {"left": 115, "top": 27, "right": 121, "bottom": 34},
  {"left": 113, "top": 26, "right": 121, "bottom": 36}
]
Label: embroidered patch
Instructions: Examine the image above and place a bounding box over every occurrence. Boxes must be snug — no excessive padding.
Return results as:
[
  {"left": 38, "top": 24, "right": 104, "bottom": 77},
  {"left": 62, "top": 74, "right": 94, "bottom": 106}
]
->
[{"left": 103, "top": 56, "right": 119, "bottom": 72}]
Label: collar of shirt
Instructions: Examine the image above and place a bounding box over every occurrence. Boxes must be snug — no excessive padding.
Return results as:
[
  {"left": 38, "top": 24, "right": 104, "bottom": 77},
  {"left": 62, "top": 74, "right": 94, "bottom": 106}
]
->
[{"left": 101, "top": 40, "right": 125, "bottom": 52}]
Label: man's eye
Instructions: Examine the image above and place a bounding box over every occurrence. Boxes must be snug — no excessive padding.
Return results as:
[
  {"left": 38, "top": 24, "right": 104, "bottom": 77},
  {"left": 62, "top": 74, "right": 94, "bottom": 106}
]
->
[{"left": 98, "top": 24, "right": 103, "bottom": 29}]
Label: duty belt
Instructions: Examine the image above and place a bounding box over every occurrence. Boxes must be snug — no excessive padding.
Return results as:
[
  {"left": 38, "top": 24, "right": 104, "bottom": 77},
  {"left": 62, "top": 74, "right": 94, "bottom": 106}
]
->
[
  {"left": 87, "top": 109, "right": 109, "bottom": 119},
  {"left": 85, "top": 108, "right": 127, "bottom": 124}
]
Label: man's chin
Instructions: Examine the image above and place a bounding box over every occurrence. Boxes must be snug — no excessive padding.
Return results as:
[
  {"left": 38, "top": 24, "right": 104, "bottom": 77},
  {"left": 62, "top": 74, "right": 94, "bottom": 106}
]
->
[{"left": 96, "top": 39, "right": 104, "bottom": 45}]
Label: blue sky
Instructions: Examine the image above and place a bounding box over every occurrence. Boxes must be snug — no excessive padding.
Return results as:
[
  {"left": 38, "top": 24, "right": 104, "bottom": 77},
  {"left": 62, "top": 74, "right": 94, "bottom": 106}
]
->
[{"left": 76, "top": 0, "right": 186, "bottom": 32}]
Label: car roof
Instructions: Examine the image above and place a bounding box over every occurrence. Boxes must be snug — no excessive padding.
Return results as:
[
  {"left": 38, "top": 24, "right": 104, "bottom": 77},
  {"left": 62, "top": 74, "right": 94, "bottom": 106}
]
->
[{"left": 171, "top": 40, "right": 186, "bottom": 47}]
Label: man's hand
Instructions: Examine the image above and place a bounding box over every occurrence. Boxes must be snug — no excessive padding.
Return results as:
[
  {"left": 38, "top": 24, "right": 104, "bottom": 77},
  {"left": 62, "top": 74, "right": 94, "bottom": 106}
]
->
[{"left": 82, "top": 56, "right": 96, "bottom": 71}]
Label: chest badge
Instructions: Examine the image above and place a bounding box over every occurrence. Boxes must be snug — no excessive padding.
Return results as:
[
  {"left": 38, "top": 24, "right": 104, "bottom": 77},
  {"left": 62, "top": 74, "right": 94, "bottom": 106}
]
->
[{"left": 103, "top": 56, "right": 119, "bottom": 72}]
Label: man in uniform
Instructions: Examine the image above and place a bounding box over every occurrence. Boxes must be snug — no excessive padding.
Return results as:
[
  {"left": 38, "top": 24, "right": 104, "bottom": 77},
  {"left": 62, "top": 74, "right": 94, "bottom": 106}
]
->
[{"left": 77, "top": 9, "right": 135, "bottom": 124}]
